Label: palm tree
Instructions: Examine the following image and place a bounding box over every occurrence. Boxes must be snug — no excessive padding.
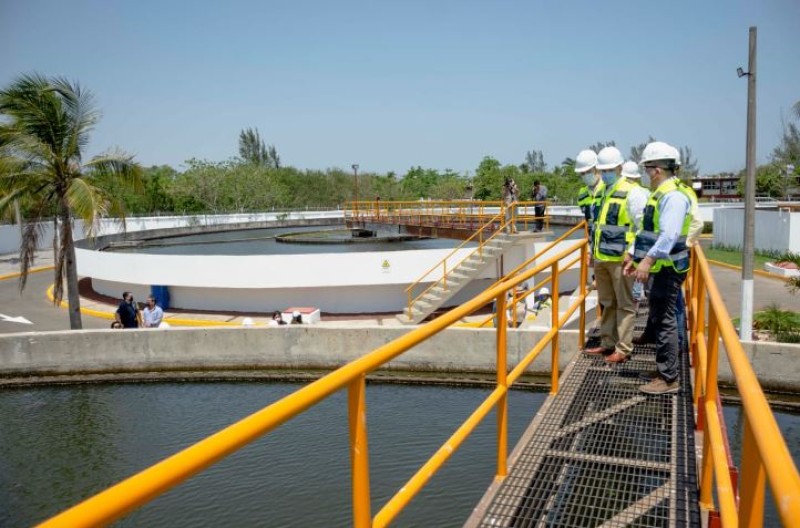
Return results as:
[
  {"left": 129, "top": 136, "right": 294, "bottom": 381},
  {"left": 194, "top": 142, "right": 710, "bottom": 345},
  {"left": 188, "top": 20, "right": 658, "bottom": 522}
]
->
[{"left": 0, "top": 73, "right": 142, "bottom": 329}]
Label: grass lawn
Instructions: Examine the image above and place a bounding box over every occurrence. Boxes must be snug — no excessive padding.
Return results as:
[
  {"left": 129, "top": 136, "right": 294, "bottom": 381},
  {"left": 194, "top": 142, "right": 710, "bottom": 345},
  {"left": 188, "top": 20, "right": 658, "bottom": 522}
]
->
[{"left": 702, "top": 246, "right": 775, "bottom": 269}]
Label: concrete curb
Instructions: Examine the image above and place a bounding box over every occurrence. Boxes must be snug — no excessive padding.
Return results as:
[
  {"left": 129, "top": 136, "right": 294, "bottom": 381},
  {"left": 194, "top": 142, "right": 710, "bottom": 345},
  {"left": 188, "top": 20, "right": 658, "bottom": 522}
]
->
[
  {"left": 0, "top": 265, "right": 54, "bottom": 281},
  {"left": 707, "top": 258, "right": 791, "bottom": 282}
]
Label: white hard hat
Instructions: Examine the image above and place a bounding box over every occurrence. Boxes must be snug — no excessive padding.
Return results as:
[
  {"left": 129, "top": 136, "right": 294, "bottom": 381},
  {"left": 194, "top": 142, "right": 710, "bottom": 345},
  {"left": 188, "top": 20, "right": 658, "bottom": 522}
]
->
[
  {"left": 574, "top": 150, "right": 597, "bottom": 174},
  {"left": 292, "top": 310, "right": 301, "bottom": 318},
  {"left": 538, "top": 287, "right": 550, "bottom": 296},
  {"left": 621, "top": 161, "right": 641, "bottom": 179},
  {"left": 242, "top": 317, "right": 254, "bottom": 327},
  {"left": 639, "top": 141, "right": 677, "bottom": 165},
  {"left": 670, "top": 145, "right": 682, "bottom": 166},
  {"left": 596, "top": 146, "right": 624, "bottom": 170}
]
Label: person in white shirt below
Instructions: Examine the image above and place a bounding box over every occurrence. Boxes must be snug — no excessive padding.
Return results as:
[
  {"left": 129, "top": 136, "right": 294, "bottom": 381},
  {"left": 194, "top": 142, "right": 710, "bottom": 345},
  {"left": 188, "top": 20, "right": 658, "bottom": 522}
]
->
[{"left": 142, "top": 296, "right": 164, "bottom": 328}]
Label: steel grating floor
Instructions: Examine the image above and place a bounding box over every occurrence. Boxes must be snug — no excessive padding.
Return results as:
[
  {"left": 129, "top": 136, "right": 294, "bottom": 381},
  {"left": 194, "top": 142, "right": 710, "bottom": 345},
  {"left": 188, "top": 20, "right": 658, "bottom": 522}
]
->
[{"left": 468, "top": 301, "right": 701, "bottom": 527}]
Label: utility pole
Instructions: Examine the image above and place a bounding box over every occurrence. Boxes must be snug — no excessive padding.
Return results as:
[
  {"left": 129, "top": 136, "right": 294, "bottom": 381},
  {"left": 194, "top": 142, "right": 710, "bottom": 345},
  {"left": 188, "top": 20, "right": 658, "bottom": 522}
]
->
[
  {"left": 740, "top": 26, "right": 757, "bottom": 341},
  {"left": 351, "top": 164, "right": 359, "bottom": 219}
]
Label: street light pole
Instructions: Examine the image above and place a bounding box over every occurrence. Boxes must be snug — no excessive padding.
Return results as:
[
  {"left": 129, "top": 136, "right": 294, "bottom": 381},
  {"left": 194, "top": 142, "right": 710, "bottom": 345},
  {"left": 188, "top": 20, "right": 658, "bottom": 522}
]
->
[
  {"left": 740, "top": 26, "right": 757, "bottom": 341},
  {"left": 352, "top": 164, "right": 359, "bottom": 219}
]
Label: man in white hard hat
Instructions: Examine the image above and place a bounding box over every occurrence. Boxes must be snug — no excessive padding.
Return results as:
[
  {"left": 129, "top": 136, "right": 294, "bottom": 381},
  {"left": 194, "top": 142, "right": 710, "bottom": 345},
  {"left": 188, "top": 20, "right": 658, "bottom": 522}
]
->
[
  {"left": 624, "top": 141, "right": 693, "bottom": 395},
  {"left": 575, "top": 150, "right": 604, "bottom": 226},
  {"left": 665, "top": 146, "right": 704, "bottom": 247},
  {"left": 532, "top": 287, "right": 552, "bottom": 316},
  {"left": 584, "top": 146, "right": 649, "bottom": 364}
]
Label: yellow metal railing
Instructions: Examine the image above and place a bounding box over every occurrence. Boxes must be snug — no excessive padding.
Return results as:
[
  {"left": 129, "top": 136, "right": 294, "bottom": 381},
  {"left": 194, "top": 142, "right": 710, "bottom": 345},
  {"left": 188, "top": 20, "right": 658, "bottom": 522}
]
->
[
  {"left": 404, "top": 211, "right": 509, "bottom": 318},
  {"left": 686, "top": 245, "right": 800, "bottom": 526},
  {"left": 472, "top": 221, "right": 590, "bottom": 328},
  {"left": 345, "top": 200, "right": 550, "bottom": 233},
  {"left": 40, "top": 236, "right": 589, "bottom": 528}
]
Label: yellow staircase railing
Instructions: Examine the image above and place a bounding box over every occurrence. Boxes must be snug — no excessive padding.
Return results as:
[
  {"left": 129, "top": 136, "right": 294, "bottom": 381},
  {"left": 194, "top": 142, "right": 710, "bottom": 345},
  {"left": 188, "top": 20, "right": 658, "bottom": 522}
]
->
[
  {"left": 687, "top": 245, "right": 800, "bottom": 526},
  {"left": 40, "top": 236, "right": 590, "bottom": 528},
  {"left": 466, "top": 221, "right": 589, "bottom": 328},
  {"left": 403, "top": 211, "right": 511, "bottom": 320}
]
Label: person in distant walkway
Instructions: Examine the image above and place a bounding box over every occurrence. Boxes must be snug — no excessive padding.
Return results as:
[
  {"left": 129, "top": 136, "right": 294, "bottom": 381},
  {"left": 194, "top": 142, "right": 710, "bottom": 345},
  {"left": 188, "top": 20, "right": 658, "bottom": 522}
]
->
[
  {"left": 502, "top": 177, "right": 519, "bottom": 233},
  {"left": 584, "top": 147, "right": 648, "bottom": 364},
  {"left": 142, "top": 295, "right": 164, "bottom": 328},
  {"left": 624, "top": 142, "right": 693, "bottom": 395},
  {"left": 531, "top": 180, "right": 548, "bottom": 231},
  {"left": 271, "top": 310, "right": 287, "bottom": 326},
  {"left": 115, "top": 291, "right": 140, "bottom": 329},
  {"left": 110, "top": 321, "right": 123, "bottom": 329},
  {"left": 290, "top": 310, "right": 303, "bottom": 324}
]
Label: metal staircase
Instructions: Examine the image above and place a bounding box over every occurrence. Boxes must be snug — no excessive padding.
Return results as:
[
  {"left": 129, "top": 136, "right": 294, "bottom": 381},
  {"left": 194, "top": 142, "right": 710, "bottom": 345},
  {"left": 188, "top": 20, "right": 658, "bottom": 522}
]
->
[{"left": 398, "top": 232, "right": 521, "bottom": 324}]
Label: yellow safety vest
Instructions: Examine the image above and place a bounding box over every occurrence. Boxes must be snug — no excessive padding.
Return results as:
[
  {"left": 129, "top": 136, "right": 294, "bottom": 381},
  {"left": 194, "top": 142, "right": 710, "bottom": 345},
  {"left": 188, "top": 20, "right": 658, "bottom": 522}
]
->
[
  {"left": 578, "top": 181, "right": 605, "bottom": 223},
  {"left": 593, "top": 178, "right": 636, "bottom": 262},
  {"left": 633, "top": 177, "right": 693, "bottom": 273}
]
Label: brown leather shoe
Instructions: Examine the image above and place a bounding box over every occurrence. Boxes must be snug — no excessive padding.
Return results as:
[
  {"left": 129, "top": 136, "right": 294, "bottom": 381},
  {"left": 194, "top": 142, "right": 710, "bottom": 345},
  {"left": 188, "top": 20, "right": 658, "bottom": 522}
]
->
[
  {"left": 632, "top": 336, "right": 652, "bottom": 346},
  {"left": 604, "top": 351, "right": 630, "bottom": 364},
  {"left": 584, "top": 346, "right": 614, "bottom": 356}
]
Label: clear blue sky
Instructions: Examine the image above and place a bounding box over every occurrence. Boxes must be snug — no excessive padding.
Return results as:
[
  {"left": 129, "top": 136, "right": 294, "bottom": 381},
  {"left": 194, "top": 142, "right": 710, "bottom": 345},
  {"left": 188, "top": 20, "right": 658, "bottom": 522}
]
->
[{"left": 2, "top": 0, "right": 798, "bottom": 176}]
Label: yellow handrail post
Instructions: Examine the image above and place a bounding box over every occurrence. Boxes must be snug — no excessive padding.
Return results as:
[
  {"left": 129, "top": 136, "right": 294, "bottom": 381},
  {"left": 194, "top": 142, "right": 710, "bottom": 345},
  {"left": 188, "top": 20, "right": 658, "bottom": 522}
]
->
[
  {"left": 550, "top": 262, "right": 560, "bottom": 395},
  {"left": 348, "top": 375, "right": 372, "bottom": 528},
  {"left": 495, "top": 291, "right": 509, "bottom": 478},
  {"left": 739, "top": 419, "right": 766, "bottom": 527},
  {"left": 579, "top": 244, "right": 587, "bottom": 350},
  {"left": 700, "top": 313, "right": 721, "bottom": 510},
  {"left": 693, "top": 269, "right": 707, "bottom": 410}
]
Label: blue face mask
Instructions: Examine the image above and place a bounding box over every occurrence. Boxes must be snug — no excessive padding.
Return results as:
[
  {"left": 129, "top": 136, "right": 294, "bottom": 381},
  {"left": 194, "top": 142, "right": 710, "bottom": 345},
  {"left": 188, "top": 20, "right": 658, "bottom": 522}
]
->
[{"left": 601, "top": 171, "right": 617, "bottom": 185}]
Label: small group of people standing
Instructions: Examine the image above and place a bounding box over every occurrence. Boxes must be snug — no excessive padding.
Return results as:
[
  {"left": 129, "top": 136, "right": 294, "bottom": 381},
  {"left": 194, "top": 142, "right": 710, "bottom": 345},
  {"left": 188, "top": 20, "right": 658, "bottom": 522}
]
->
[
  {"left": 502, "top": 178, "right": 548, "bottom": 233},
  {"left": 114, "top": 292, "right": 164, "bottom": 329},
  {"left": 579, "top": 142, "right": 702, "bottom": 395},
  {"left": 271, "top": 310, "right": 303, "bottom": 325}
]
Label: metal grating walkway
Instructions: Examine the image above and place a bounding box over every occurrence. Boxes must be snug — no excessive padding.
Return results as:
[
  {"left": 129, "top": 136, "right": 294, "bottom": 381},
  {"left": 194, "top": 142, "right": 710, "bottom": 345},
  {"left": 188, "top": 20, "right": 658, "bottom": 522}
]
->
[{"left": 467, "top": 302, "right": 701, "bottom": 527}]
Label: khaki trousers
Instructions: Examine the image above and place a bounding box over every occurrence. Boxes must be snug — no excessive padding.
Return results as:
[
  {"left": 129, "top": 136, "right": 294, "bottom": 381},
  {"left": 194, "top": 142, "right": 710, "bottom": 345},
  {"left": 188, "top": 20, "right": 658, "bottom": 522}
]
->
[{"left": 594, "top": 259, "right": 636, "bottom": 355}]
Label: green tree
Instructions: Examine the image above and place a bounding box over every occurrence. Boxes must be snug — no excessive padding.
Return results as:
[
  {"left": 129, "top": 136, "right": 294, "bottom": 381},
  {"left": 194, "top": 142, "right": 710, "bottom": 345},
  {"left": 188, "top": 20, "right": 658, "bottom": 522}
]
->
[
  {"left": 401, "top": 166, "right": 440, "bottom": 198},
  {"left": 735, "top": 163, "right": 784, "bottom": 197},
  {"left": 588, "top": 140, "right": 616, "bottom": 153},
  {"left": 772, "top": 120, "right": 800, "bottom": 169},
  {"left": 239, "top": 127, "right": 280, "bottom": 168},
  {"left": 629, "top": 136, "right": 657, "bottom": 163},
  {"left": 523, "top": 149, "right": 546, "bottom": 172},
  {"left": 678, "top": 146, "right": 699, "bottom": 179},
  {"left": 0, "top": 74, "right": 142, "bottom": 329},
  {"left": 471, "top": 156, "right": 504, "bottom": 200}
]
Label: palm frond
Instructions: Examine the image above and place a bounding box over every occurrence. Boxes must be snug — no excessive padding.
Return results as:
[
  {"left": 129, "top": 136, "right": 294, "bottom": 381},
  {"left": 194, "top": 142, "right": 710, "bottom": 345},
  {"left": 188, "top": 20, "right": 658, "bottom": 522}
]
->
[
  {"left": 85, "top": 148, "right": 144, "bottom": 192},
  {"left": 17, "top": 199, "right": 49, "bottom": 293},
  {"left": 50, "top": 76, "right": 99, "bottom": 161},
  {"left": 0, "top": 73, "right": 69, "bottom": 158},
  {"left": 66, "top": 177, "right": 108, "bottom": 236}
]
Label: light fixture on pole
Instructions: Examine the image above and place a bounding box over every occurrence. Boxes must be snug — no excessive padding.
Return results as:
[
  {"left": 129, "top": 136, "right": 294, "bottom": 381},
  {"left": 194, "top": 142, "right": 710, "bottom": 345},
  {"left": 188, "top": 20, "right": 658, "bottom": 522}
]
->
[
  {"left": 351, "top": 164, "right": 360, "bottom": 218},
  {"left": 739, "top": 26, "right": 757, "bottom": 341}
]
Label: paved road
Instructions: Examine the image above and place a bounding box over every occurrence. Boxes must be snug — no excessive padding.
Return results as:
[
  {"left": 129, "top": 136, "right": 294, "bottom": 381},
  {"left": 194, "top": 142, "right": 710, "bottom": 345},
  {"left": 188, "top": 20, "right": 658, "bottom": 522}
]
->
[
  {"left": 707, "top": 265, "right": 800, "bottom": 315},
  {"left": 0, "top": 271, "right": 109, "bottom": 334}
]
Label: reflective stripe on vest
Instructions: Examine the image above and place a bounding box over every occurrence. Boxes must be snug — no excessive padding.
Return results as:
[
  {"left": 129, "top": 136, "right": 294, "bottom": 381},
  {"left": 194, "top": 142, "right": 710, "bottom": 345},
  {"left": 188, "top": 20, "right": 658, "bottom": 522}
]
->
[
  {"left": 633, "top": 177, "right": 693, "bottom": 273},
  {"left": 577, "top": 186, "right": 592, "bottom": 206},
  {"left": 593, "top": 178, "right": 635, "bottom": 262}
]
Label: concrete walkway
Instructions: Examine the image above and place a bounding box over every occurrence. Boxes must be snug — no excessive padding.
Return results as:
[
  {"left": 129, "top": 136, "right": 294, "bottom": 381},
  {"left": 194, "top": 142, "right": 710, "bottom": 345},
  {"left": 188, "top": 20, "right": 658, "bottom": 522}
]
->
[{"left": 2, "top": 250, "right": 799, "bottom": 334}]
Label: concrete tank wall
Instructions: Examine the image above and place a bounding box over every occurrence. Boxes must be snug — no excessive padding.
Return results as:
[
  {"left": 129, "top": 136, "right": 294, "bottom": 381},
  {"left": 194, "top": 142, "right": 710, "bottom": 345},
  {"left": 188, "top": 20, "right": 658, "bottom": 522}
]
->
[{"left": 1, "top": 327, "right": 797, "bottom": 392}]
